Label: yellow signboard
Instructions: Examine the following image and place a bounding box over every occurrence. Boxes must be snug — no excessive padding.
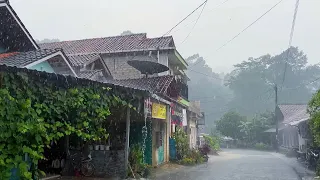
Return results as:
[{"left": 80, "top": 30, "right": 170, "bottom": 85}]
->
[{"left": 152, "top": 103, "right": 167, "bottom": 120}]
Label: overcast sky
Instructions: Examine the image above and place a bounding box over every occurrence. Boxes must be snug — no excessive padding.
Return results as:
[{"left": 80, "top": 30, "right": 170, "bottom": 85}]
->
[{"left": 10, "top": 0, "right": 320, "bottom": 73}]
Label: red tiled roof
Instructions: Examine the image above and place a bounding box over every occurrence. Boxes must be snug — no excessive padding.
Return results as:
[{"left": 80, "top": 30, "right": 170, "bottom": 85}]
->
[
  {"left": 39, "top": 33, "right": 175, "bottom": 55},
  {"left": 0, "top": 49, "right": 60, "bottom": 67},
  {"left": 0, "top": 52, "right": 19, "bottom": 59}
]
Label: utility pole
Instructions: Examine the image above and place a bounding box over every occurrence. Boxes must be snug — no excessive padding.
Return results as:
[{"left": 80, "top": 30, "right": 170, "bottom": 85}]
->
[{"left": 274, "top": 84, "right": 279, "bottom": 152}]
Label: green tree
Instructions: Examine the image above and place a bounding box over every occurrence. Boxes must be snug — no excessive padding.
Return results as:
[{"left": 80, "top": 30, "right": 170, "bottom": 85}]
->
[
  {"left": 0, "top": 71, "right": 136, "bottom": 179},
  {"left": 239, "top": 111, "right": 274, "bottom": 144},
  {"left": 173, "top": 128, "right": 189, "bottom": 160},
  {"left": 215, "top": 111, "right": 245, "bottom": 139},
  {"left": 186, "top": 54, "right": 232, "bottom": 132},
  {"left": 226, "top": 47, "right": 320, "bottom": 116},
  {"left": 308, "top": 90, "right": 320, "bottom": 146}
]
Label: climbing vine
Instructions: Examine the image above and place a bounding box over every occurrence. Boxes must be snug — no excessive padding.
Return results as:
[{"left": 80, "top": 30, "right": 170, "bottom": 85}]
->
[{"left": 0, "top": 70, "right": 141, "bottom": 180}]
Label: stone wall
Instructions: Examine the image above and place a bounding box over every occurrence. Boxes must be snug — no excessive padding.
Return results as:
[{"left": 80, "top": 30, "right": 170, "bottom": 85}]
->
[
  {"left": 91, "top": 150, "right": 125, "bottom": 178},
  {"left": 64, "top": 150, "right": 126, "bottom": 178}
]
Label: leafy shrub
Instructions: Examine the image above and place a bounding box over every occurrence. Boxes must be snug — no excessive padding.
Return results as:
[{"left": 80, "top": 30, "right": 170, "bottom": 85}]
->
[
  {"left": 188, "top": 149, "right": 204, "bottom": 164},
  {"left": 173, "top": 128, "right": 189, "bottom": 160},
  {"left": 179, "top": 157, "right": 196, "bottom": 165},
  {"left": 129, "top": 144, "right": 144, "bottom": 172},
  {"left": 203, "top": 135, "right": 220, "bottom": 152},
  {"left": 128, "top": 143, "right": 153, "bottom": 178},
  {"left": 254, "top": 142, "right": 271, "bottom": 151}
]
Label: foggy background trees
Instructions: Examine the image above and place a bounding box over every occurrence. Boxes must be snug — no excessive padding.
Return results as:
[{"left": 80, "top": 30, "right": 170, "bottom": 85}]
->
[{"left": 187, "top": 46, "right": 320, "bottom": 134}]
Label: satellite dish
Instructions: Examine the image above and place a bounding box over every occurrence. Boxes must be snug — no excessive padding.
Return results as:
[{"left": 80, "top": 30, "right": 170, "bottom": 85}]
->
[{"left": 127, "top": 60, "right": 169, "bottom": 77}]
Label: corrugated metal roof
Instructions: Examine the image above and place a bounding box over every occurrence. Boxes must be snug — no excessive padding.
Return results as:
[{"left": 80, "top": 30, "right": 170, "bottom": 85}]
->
[{"left": 278, "top": 104, "right": 309, "bottom": 124}]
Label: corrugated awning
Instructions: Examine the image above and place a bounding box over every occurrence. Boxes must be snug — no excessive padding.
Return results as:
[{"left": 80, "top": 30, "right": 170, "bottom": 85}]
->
[
  {"left": 264, "top": 126, "right": 286, "bottom": 133},
  {"left": 288, "top": 118, "right": 309, "bottom": 126}
]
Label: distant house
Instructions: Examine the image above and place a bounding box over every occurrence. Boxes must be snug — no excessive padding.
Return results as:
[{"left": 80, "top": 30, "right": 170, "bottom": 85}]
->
[
  {"left": 276, "top": 104, "right": 310, "bottom": 153},
  {"left": 188, "top": 101, "right": 202, "bottom": 149}
]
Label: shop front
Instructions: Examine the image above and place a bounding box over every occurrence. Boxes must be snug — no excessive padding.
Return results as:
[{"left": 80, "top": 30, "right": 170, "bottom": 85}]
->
[
  {"left": 171, "top": 103, "right": 185, "bottom": 134},
  {"left": 151, "top": 102, "right": 167, "bottom": 166}
]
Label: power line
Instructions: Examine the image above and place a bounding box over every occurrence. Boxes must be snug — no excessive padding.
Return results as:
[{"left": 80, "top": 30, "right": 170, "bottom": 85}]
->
[
  {"left": 162, "top": 0, "right": 208, "bottom": 37},
  {"left": 283, "top": 76, "right": 320, "bottom": 91},
  {"left": 191, "top": 0, "right": 283, "bottom": 67},
  {"left": 172, "top": 0, "right": 231, "bottom": 35},
  {"left": 207, "top": 0, "right": 231, "bottom": 12},
  {"left": 116, "top": 1, "right": 208, "bottom": 71},
  {"left": 280, "top": 0, "right": 300, "bottom": 88},
  {"left": 180, "top": 0, "right": 208, "bottom": 44},
  {"left": 214, "top": 0, "right": 283, "bottom": 52}
]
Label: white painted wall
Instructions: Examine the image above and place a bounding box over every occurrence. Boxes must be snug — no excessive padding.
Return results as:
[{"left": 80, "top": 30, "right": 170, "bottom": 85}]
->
[
  {"left": 298, "top": 134, "right": 307, "bottom": 152},
  {"left": 101, "top": 52, "right": 170, "bottom": 79},
  {"left": 188, "top": 119, "right": 197, "bottom": 149},
  {"left": 281, "top": 127, "right": 299, "bottom": 148}
]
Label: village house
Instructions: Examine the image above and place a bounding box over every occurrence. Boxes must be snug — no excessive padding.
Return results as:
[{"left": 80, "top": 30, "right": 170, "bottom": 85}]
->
[
  {"left": 0, "top": 1, "right": 158, "bottom": 178},
  {"left": 39, "top": 32, "right": 190, "bottom": 167},
  {"left": 265, "top": 104, "right": 311, "bottom": 155},
  {"left": 188, "top": 101, "right": 201, "bottom": 149},
  {"left": 0, "top": 0, "right": 191, "bottom": 176}
]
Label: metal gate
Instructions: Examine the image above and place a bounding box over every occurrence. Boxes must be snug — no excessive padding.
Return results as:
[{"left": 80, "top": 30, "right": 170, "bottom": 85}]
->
[{"left": 169, "top": 138, "right": 176, "bottom": 160}]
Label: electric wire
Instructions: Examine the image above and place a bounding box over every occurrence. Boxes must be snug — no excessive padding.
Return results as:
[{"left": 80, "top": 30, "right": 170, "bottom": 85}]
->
[
  {"left": 280, "top": 0, "right": 300, "bottom": 89},
  {"left": 191, "top": 0, "right": 284, "bottom": 67},
  {"left": 180, "top": 0, "right": 208, "bottom": 44}
]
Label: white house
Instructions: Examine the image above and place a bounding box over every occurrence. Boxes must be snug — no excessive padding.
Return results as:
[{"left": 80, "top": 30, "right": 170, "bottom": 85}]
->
[{"left": 277, "top": 104, "right": 310, "bottom": 153}]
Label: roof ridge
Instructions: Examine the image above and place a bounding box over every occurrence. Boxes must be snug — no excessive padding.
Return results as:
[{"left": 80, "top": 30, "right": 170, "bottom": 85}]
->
[
  {"left": 39, "top": 33, "right": 148, "bottom": 45},
  {"left": 67, "top": 52, "right": 99, "bottom": 56},
  {"left": 278, "top": 103, "right": 307, "bottom": 106},
  {"left": 80, "top": 69, "right": 103, "bottom": 72},
  {"left": 115, "top": 75, "right": 174, "bottom": 81}
]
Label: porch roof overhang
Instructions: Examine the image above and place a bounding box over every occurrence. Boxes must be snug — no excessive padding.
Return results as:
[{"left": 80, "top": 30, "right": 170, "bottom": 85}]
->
[
  {"left": 150, "top": 93, "right": 171, "bottom": 105},
  {"left": 288, "top": 118, "right": 309, "bottom": 126},
  {"left": 264, "top": 125, "right": 286, "bottom": 133},
  {"left": 168, "top": 50, "right": 188, "bottom": 70},
  {"left": 0, "top": 64, "right": 149, "bottom": 102}
]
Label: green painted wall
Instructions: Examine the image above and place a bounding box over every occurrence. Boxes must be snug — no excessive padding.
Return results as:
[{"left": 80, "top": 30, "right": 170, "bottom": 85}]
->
[
  {"left": 29, "top": 61, "right": 55, "bottom": 73},
  {"left": 130, "top": 121, "right": 153, "bottom": 165},
  {"left": 157, "top": 143, "right": 164, "bottom": 165}
]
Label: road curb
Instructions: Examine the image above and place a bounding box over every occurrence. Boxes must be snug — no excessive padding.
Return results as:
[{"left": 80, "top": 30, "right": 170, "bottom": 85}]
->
[{"left": 271, "top": 152, "right": 316, "bottom": 180}]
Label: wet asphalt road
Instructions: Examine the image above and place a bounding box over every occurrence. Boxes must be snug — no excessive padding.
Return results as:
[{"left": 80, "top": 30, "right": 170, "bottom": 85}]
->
[{"left": 155, "top": 149, "right": 300, "bottom": 180}]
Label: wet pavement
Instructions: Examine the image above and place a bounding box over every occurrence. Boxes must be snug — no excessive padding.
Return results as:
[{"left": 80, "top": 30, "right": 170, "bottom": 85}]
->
[
  {"left": 51, "top": 149, "right": 315, "bottom": 180},
  {"left": 155, "top": 149, "right": 306, "bottom": 180}
]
